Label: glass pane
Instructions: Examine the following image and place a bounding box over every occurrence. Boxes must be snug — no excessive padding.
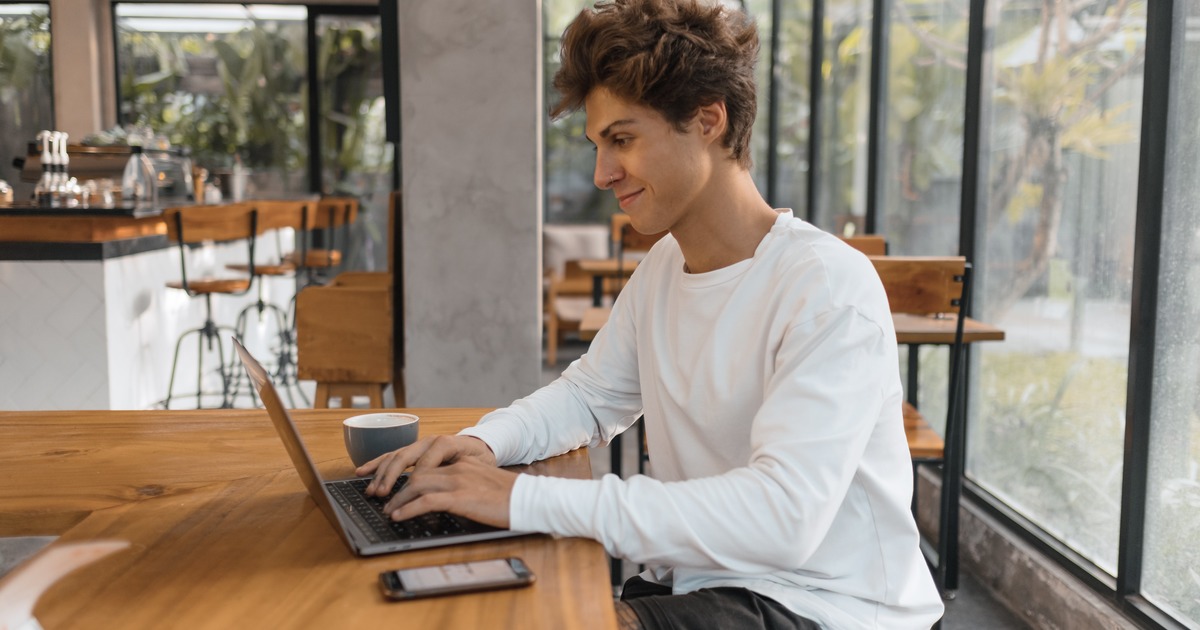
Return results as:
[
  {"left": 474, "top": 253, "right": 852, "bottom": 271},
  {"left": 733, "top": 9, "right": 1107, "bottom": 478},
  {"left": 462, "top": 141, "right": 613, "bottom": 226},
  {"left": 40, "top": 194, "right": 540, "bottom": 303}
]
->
[
  {"left": 814, "top": 0, "right": 872, "bottom": 234},
  {"left": 881, "top": 0, "right": 966, "bottom": 255},
  {"left": 746, "top": 0, "right": 772, "bottom": 193},
  {"left": 968, "top": 0, "right": 1147, "bottom": 575},
  {"left": 544, "top": 0, "right": 619, "bottom": 225},
  {"left": 774, "top": 0, "right": 813, "bottom": 214},
  {"left": 1142, "top": 3, "right": 1200, "bottom": 624},
  {"left": 115, "top": 3, "right": 308, "bottom": 196},
  {"left": 316, "top": 15, "right": 391, "bottom": 272},
  {"left": 0, "top": 3, "right": 53, "bottom": 204}
]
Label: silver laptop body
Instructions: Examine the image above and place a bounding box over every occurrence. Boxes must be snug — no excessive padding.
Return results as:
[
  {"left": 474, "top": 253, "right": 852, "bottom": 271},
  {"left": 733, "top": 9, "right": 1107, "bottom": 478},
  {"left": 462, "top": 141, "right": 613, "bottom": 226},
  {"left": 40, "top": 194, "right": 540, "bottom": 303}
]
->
[{"left": 233, "top": 338, "right": 530, "bottom": 556}]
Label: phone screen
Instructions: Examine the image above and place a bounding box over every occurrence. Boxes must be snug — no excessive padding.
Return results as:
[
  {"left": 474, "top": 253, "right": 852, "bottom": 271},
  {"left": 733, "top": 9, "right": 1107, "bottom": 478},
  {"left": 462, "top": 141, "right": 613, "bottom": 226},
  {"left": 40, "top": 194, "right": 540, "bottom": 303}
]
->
[
  {"left": 381, "top": 557, "right": 534, "bottom": 599},
  {"left": 399, "top": 559, "right": 519, "bottom": 591}
]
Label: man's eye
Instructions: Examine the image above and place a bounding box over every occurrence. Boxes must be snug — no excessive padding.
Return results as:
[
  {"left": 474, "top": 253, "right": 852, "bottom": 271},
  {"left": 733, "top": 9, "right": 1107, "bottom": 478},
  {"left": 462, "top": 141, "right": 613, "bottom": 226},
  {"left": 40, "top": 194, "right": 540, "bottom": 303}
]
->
[{"left": 614, "top": 138, "right": 630, "bottom": 147}]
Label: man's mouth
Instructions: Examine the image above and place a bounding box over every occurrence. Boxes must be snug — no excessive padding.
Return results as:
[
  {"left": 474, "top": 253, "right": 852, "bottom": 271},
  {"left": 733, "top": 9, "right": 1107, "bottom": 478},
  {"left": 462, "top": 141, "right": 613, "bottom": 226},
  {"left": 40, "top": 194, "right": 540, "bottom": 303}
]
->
[{"left": 617, "top": 189, "right": 643, "bottom": 208}]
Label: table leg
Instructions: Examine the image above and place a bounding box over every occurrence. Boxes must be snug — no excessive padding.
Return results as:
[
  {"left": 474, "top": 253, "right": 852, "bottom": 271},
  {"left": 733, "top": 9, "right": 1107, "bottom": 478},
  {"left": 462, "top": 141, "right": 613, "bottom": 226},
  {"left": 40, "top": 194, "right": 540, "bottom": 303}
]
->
[
  {"left": 609, "top": 432, "right": 624, "bottom": 585},
  {"left": 936, "top": 346, "right": 968, "bottom": 597},
  {"left": 906, "top": 344, "right": 921, "bottom": 406},
  {"left": 592, "top": 275, "right": 603, "bottom": 307}
]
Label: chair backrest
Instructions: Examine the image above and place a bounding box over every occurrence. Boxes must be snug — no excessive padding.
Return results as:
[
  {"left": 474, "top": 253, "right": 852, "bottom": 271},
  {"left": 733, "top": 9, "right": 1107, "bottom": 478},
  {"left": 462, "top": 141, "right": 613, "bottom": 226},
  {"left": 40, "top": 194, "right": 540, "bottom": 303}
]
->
[
  {"left": 251, "top": 200, "right": 305, "bottom": 233},
  {"left": 163, "top": 203, "right": 260, "bottom": 244},
  {"left": 612, "top": 213, "right": 667, "bottom": 292},
  {"left": 869, "top": 256, "right": 966, "bottom": 316},
  {"left": 610, "top": 212, "right": 667, "bottom": 254},
  {"left": 308, "top": 197, "right": 358, "bottom": 229},
  {"left": 841, "top": 235, "right": 888, "bottom": 256},
  {"left": 162, "top": 203, "right": 259, "bottom": 294}
]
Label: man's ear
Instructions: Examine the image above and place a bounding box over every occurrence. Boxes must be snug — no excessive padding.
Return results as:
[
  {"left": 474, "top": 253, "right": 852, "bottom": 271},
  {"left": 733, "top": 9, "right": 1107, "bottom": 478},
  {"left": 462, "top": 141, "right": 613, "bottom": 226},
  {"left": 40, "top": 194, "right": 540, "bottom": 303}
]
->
[{"left": 694, "top": 101, "right": 727, "bottom": 144}]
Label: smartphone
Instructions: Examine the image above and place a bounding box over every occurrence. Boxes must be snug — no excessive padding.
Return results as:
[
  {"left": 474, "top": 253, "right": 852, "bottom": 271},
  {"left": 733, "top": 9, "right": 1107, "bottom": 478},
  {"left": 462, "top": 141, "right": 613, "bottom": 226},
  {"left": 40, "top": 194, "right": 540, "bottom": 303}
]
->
[{"left": 378, "top": 557, "right": 535, "bottom": 600}]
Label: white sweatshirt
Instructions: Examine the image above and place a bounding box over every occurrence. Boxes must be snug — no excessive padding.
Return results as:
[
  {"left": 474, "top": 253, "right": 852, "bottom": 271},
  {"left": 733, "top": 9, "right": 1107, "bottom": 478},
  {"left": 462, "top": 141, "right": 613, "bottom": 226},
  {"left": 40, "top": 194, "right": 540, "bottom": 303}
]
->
[{"left": 460, "top": 211, "right": 944, "bottom": 628}]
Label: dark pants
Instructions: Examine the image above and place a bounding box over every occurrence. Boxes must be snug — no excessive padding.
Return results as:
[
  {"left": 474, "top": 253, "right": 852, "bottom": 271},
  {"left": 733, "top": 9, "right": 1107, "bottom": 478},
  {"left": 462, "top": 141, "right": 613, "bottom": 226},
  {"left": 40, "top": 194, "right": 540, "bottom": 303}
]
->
[{"left": 621, "top": 576, "right": 821, "bottom": 629}]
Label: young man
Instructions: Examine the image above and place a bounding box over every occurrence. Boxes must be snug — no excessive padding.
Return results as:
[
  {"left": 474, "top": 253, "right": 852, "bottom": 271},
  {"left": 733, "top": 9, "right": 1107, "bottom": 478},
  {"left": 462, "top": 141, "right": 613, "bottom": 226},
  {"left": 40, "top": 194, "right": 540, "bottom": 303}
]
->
[{"left": 359, "top": 0, "right": 944, "bottom": 627}]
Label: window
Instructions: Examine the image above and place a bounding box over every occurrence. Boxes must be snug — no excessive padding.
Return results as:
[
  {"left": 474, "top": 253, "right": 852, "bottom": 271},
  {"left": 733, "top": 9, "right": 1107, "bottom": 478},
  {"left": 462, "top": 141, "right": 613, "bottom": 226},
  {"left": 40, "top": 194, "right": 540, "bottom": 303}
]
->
[
  {"left": 880, "top": 0, "right": 964, "bottom": 256},
  {"left": 114, "top": 3, "right": 308, "bottom": 196},
  {"left": 1142, "top": 2, "right": 1200, "bottom": 623},
  {"left": 543, "top": 0, "right": 620, "bottom": 225},
  {"left": 813, "top": 0, "right": 872, "bottom": 234},
  {"left": 0, "top": 3, "right": 53, "bottom": 203},
  {"left": 315, "top": 13, "right": 391, "bottom": 271},
  {"left": 968, "top": 0, "right": 1147, "bottom": 575}
]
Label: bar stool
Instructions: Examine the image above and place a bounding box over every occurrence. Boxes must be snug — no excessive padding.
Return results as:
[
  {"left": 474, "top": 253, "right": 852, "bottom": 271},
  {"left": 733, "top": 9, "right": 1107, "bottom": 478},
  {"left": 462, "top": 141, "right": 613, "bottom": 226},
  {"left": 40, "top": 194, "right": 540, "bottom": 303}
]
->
[
  {"left": 162, "top": 203, "right": 258, "bottom": 410},
  {"left": 225, "top": 201, "right": 308, "bottom": 407},
  {"left": 287, "top": 197, "right": 357, "bottom": 288}
]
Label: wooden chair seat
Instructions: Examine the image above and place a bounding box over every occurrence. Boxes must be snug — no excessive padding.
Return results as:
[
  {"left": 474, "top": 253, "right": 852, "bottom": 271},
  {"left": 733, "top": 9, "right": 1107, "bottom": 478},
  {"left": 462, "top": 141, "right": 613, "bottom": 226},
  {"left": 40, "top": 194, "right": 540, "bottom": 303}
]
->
[
  {"left": 903, "top": 401, "right": 944, "bottom": 461},
  {"left": 165, "top": 278, "right": 252, "bottom": 294},
  {"left": 225, "top": 262, "right": 295, "bottom": 276}
]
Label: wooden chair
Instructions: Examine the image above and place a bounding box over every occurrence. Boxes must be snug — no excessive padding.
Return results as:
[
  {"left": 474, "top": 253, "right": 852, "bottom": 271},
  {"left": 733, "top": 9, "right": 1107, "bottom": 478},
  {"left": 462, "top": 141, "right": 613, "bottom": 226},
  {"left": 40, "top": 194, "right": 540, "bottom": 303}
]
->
[
  {"left": 545, "top": 260, "right": 607, "bottom": 366},
  {"left": 225, "top": 201, "right": 306, "bottom": 406},
  {"left": 295, "top": 193, "right": 398, "bottom": 409},
  {"left": 162, "top": 203, "right": 259, "bottom": 410},
  {"left": 542, "top": 223, "right": 612, "bottom": 366},
  {"left": 296, "top": 272, "right": 393, "bottom": 408},
  {"left": 840, "top": 234, "right": 888, "bottom": 256},
  {"left": 612, "top": 213, "right": 666, "bottom": 294},
  {"left": 286, "top": 197, "right": 359, "bottom": 285},
  {"left": 870, "top": 255, "right": 972, "bottom": 595}
]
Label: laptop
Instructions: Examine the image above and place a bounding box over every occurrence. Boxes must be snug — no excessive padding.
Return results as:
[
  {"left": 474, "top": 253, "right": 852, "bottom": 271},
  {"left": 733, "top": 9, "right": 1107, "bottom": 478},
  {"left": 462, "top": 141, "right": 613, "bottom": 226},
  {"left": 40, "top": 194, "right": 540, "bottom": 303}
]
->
[{"left": 232, "top": 338, "right": 530, "bottom": 556}]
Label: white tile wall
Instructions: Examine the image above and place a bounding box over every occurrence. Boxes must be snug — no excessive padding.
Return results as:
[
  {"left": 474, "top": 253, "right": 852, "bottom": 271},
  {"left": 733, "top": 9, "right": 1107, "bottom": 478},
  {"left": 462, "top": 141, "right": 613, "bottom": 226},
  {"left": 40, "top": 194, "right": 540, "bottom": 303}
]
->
[
  {"left": 0, "top": 240, "right": 297, "bottom": 411},
  {"left": 0, "top": 260, "right": 109, "bottom": 410}
]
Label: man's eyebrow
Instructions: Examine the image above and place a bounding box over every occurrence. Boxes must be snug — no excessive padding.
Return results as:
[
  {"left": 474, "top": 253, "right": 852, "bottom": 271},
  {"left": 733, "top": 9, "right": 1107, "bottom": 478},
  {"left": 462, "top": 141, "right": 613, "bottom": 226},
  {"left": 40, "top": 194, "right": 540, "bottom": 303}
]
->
[{"left": 586, "top": 119, "right": 636, "bottom": 144}]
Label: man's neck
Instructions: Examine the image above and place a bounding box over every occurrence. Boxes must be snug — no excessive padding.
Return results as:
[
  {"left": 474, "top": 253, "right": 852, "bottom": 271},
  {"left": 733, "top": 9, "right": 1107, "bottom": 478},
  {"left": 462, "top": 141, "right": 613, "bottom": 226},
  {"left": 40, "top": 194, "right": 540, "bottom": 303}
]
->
[{"left": 671, "top": 168, "right": 778, "bottom": 274}]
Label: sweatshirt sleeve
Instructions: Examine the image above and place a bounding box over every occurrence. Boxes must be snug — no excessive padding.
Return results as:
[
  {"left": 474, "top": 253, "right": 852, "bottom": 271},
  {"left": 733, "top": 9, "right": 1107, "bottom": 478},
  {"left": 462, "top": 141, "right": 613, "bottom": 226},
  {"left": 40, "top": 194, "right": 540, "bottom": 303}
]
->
[
  {"left": 508, "top": 305, "right": 893, "bottom": 574},
  {"left": 458, "top": 280, "right": 646, "bottom": 466}
]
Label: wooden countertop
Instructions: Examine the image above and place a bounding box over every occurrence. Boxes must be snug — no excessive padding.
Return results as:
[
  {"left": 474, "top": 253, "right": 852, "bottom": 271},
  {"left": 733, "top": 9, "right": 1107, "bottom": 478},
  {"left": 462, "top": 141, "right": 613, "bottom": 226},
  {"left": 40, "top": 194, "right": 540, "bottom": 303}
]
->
[{"left": 0, "top": 197, "right": 330, "bottom": 244}]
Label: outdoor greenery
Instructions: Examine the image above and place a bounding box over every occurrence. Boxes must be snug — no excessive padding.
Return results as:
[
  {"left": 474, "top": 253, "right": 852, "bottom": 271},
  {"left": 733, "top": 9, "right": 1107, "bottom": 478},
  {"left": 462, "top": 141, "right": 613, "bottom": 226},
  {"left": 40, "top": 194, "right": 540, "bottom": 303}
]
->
[
  {"left": 117, "top": 18, "right": 308, "bottom": 173},
  {"left": 0, "top": 7, "right": 53, "bottom": 200}
]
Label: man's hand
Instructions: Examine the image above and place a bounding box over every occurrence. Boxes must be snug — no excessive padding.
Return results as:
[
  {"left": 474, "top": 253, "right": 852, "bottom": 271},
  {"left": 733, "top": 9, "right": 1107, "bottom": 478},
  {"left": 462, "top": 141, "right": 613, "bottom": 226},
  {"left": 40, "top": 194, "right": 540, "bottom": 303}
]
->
[
  {"left": 356, "top": 434, "right": 497, "bottom": 495},
  {"left": 383, "top": 459, "right": 518, "bottom": 529},
  {"left": 355, "top": 435, "right": 515, "bottom": 528}
]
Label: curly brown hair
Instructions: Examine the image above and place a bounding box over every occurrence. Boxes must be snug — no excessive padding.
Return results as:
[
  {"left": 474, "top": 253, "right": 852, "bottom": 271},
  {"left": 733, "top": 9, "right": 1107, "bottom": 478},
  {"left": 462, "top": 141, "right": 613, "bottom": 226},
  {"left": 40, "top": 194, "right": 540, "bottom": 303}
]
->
[{"left": 551, "top": 0, "right": 760, "bottom": 168}]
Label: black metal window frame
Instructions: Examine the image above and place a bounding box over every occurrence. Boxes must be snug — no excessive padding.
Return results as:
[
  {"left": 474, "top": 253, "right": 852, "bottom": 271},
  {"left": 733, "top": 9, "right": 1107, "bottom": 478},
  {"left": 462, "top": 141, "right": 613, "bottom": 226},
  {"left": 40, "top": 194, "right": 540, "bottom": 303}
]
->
[{"left": 721, "top": 0, "right": 1184, "bottom": 626}]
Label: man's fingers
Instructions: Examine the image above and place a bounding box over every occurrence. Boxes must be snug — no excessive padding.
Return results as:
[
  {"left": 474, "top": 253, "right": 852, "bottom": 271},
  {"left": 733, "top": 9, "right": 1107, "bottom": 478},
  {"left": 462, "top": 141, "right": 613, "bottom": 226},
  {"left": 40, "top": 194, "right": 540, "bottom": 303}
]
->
[
  {"left": 383, "top": 466, "right": 455, "bottom": 513},
  {"left": 361, "top": 438, "right": 448, "bottom": 495},
  {"left": 411, "top": 435, "right": 468, "bottom": 470},
  {"left": 389, "top": 493, "right": 452, "bottom": 522}
]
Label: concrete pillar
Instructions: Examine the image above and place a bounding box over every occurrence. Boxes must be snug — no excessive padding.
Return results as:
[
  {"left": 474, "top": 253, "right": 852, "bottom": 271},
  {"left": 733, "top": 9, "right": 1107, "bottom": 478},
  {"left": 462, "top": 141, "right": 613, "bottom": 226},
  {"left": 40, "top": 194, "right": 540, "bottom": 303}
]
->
[{"left": 397, "top": 0, "right": 544, "bottom": 406}]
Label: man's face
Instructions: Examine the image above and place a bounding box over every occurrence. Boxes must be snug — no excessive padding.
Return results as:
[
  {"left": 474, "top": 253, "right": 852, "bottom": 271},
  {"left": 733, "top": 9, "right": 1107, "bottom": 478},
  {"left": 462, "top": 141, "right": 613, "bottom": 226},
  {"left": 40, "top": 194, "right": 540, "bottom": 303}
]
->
[{"left": 585, "top": 88, "right": 711, "bottom": 235}]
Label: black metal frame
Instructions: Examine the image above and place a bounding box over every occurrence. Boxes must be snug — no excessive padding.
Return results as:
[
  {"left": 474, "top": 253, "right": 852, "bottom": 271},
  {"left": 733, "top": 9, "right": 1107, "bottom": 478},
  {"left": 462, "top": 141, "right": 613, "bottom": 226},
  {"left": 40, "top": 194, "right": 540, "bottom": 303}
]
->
[
  {"left": 864, "top": 0, "right": 889, "bottom": 235},
  {"left": 804, "top": 0, "right": 824, "bottom": 222},
  {"left": 732, "top": 0, "right": 1184, "bottom": 624},
  {"left": 953, "top": 0, "right": 1183, "bottom": 627}
]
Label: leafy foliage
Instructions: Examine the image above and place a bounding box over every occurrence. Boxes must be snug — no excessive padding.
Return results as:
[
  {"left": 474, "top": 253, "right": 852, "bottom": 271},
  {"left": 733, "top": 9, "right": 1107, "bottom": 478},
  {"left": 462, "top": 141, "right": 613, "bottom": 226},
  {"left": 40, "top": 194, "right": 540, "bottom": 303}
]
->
[{"left": 117, "top": 21, "right": 307, "bottom": 171}]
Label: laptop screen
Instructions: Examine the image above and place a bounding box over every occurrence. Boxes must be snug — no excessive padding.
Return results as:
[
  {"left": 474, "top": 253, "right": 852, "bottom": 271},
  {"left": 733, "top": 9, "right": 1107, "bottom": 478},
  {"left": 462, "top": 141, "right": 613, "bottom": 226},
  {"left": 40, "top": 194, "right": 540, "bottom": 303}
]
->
[{"left": 232, "top": 338, "right": 349, "bottom": 542}]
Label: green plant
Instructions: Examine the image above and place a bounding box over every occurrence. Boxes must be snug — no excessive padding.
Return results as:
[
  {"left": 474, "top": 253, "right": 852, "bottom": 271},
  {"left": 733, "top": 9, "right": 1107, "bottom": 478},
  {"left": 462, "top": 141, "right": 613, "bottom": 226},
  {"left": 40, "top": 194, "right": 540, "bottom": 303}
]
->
[{"left": 118, "top": 20, "right": 307, "bottom": 171}]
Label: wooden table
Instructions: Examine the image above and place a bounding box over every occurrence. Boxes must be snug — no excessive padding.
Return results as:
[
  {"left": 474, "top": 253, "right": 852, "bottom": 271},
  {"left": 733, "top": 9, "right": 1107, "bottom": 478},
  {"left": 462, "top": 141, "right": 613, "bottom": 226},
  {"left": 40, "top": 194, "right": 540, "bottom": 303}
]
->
[
  {"left": 892, "top": 313, "right": 1005, "bottom": 407},
  {"left": 0, "top": 408, "right": 615, "bottom": 629},
  {"left": 577, "top": 258, "right": 639, "bottom": 306}
]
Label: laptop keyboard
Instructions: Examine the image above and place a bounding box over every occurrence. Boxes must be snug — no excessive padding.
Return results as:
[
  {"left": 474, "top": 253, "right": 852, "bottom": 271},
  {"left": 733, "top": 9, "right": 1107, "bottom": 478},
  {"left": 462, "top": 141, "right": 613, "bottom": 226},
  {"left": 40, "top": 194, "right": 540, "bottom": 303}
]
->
[{"left": 326, "top": 477, "right": 499, "bottom": 544}]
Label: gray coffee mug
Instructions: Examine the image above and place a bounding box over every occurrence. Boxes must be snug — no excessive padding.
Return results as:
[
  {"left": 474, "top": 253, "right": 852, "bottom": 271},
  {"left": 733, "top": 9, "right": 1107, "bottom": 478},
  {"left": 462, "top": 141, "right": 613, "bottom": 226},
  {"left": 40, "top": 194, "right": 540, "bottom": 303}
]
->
[{"left": 343, "top": 413, "right": 420, "bottom": 467}]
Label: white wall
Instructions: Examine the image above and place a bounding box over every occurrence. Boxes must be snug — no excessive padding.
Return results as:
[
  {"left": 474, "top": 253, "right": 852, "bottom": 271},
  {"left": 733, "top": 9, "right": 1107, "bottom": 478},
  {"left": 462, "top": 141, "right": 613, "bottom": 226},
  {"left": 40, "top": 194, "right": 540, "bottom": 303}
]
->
[{"left": 397, "top": 0, "right": 544, "bottom": 406}]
